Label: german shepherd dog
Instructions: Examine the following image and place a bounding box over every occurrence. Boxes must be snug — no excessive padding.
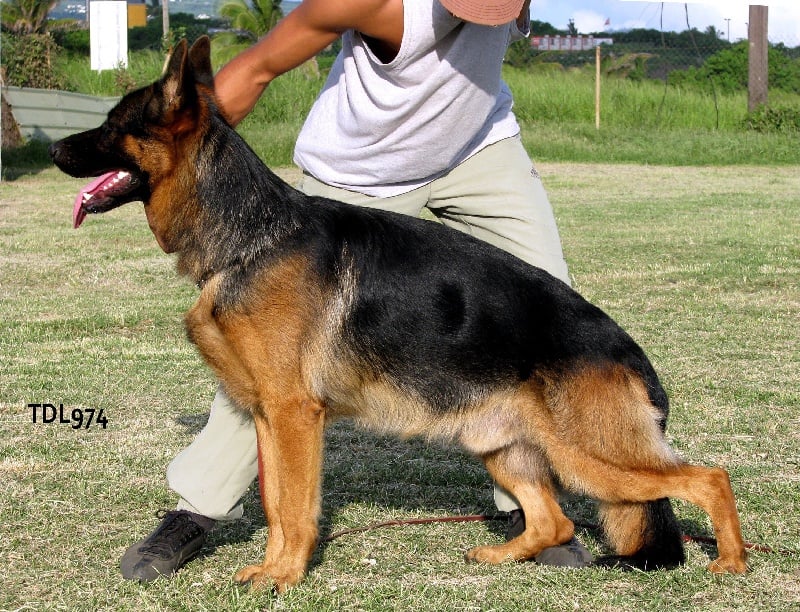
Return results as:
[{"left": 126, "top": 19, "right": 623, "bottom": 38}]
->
[{"left": 50, "top": 37, "right": 748, "bottom": 591}]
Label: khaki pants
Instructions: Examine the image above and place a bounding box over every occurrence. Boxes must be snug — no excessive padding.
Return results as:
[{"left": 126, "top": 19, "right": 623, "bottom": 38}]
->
[{"left": 168, "top": 135, "right": 570, "bottom": 519}]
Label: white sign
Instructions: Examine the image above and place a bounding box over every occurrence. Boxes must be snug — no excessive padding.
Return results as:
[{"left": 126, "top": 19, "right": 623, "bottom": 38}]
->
[{"left": 90, "top": 1, "right": 128, "bottom": 71}]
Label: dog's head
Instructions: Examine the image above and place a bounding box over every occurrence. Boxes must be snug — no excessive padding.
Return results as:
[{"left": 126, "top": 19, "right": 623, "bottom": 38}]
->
[{"left": 49, "top": 37, "right": 215, "bottom": 229}]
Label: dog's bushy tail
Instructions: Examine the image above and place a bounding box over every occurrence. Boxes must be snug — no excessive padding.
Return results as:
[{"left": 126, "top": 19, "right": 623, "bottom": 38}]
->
[{"left": 598, "top": 498, "right": 686, "bottom": 570}]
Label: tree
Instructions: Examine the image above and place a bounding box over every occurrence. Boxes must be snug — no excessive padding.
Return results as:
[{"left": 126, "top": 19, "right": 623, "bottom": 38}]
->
[
  {"left": 530, "top": 19, "right": 561, "bottom": 36},
  {"left": 1, "top": 0, "right": 57, "bottom": 35},
  {"left": 214, "top": 0, "right": 283, "bottom": 64},
  {"left": 219, "top": 0, "right": 282, "bottom": 41},
  {"left": 668, "top": 41, "right": 800, "bottom": 94},
  {"left": 567, "top": 19, "right": 578, "bottom": 36},
  {"left": 1, "top": 0, "right": 64, "bottom": 90}
]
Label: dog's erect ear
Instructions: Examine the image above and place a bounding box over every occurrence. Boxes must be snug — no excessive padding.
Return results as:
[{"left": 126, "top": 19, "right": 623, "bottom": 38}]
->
[
  {"left": 159, "top": 39, "right": 191, "bottom": 116},
  {"left": 149, "top": 37, "right": 215, "bottom": 129},
  {"left": 158, "top": 37, "right": 214, "bottom": 113},
  {"left": 163, "top": 38, "right": 188, "bottom": 81},
  {"left": 188, "top": 36, "right": 214, "bottom": 89}
]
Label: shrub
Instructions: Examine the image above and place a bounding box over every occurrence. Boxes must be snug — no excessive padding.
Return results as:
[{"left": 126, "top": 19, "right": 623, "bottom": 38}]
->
[
  {"left": 1, "top": 32, "right": 66, "bottom": 89},
  {"left": 52, "top": 27, "right": 89, "bottom": 53},
  {"left": 128, "top": 13, "right": 210, "bottom": 51},
  {"left": 669, "top": 42, "right": 800, "bottom": 94},
  {"left": 743, "top": 105, "right": 800, "bottom": 132}
]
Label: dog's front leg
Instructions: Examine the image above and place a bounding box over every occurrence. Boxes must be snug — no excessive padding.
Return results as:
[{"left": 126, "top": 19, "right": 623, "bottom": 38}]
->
[
  {"left": 235, "top": 412, "right": 285, "bottom": 583},
  {"left": 185, "top": 279, "right": 260, "bottom": 409},
  {"left": 234, "top": 396, "right": 326, "bottom": 593}
]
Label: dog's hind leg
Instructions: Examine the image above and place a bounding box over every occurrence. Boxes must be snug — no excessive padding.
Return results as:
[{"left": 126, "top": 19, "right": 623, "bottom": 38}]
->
[
  {"left": 584, "top": 462, "right": 747, "bottom": 573},
  {"left": 544, "top": 375, "right": 746, "bottom": 572},
  {"left": 538, "top": 364, "right": 747, "bottom": 573},
  {"left": 597, "top": 498, "right": 685, "bottom": 570},
  {"left": 465, "top": 444, "right": 575, "bottom": 564}
]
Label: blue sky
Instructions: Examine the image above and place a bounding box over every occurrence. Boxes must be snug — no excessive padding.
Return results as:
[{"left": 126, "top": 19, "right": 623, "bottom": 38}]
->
[{"left": 529, "top": 1, "right": 800, "bottom": 45}]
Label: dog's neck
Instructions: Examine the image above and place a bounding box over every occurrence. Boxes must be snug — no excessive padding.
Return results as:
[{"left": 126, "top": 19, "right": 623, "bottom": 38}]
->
[{"left": 171, "top": 113, "right": 305, "bottom": 287}]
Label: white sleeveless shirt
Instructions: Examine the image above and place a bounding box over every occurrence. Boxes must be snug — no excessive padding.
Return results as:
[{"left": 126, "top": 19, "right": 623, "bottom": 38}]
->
[{"left": 293, "top": 0, "right": 524, "bottom": 197}]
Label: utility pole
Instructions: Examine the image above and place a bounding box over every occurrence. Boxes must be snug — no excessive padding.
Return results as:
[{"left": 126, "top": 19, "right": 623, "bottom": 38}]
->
[
  {"left": 748, "top": 5, "right": 769, "bottom": 112},
  {"left": 725, "top": 18, "right": 731, "bottom": 42},
  {"left": 163, "top": 0, "right": 170, "bottom": 47}
]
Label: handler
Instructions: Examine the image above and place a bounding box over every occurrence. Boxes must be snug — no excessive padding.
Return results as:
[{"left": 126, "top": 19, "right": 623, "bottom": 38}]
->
[{"left": 122, "top": 0, "right": 593, "bottom": 580}]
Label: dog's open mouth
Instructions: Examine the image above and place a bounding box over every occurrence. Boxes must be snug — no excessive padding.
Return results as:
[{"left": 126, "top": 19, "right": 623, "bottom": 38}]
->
[{"left": 73, "top": 170, "right": 144, "bottom": 228}]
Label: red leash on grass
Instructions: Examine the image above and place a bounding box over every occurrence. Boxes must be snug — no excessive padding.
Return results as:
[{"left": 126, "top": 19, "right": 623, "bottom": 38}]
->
[{"left": 321, "top": 513, "right": 793, "bottom": 557}]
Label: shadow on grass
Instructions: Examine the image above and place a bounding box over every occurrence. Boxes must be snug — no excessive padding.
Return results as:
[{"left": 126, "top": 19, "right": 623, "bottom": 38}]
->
[
  {"left": 1, "top": 140, "right": 53, "bottom": 181},
  {"left": 174, "top": 415, "right": 715, "bottom": 574}
]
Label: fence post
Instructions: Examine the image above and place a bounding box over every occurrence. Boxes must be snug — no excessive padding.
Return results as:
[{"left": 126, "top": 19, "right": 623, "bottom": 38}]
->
[
  {"left": 748, "top": 5, "right": 769, "bottom": 112},
  {"left": 595, "top": 44, "right": 601, "bottom": 130}
]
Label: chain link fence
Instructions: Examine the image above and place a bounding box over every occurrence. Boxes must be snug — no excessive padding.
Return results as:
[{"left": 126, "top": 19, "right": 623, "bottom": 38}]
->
[{"left": 519, "top": 28, "right": 800, "bottom": 94}]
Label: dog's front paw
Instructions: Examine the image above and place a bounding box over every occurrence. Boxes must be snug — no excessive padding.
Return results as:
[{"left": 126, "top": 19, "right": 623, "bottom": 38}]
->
[
  {"left": 464, "top": 544, "right": 517, "bottom": 564},
  {"left": 234, "top": 564, "right": 273, "bottom": 589},
  {"left": 708, "top": 554, "right": 749, "bottom": 574},
  {"left": 234, "top": 563, "right": 305, "bottom": 593}
]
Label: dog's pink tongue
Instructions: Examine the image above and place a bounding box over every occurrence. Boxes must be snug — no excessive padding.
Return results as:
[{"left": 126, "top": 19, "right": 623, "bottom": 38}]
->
[
  {"left": 73, "top": 173, "right": 114, "bottom": 229},
  {"left": 72, "top": 172, "right": 120, "bottom": 228}
]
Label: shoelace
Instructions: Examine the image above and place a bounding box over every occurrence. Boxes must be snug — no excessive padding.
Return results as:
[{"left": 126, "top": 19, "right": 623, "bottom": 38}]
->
[{"left": 137, "top": 511, "right": 204, "bottom": 559}]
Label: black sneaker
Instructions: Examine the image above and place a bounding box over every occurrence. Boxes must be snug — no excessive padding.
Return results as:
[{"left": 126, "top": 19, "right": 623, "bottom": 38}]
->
[
  {"left": 506, "top": 509, "right": 594, "bottom": 568},
  {"left": 120, "top": 510, "right": 215, "bottom": 581}
]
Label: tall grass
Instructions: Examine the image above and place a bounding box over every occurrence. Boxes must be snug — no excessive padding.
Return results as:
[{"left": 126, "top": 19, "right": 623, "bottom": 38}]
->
[
  {"left": 505, "top": 65, "right": 750, "bottom": 130},
  {"left": 236, "top": 60, "right": 800, "bottom": 167},
  {"left": 13, "top": 44, "right": 800, "bottom": 170},
  {"left": 56, "top": 49, "right": 168, "bottom": 96},
  {"left": 519, "top": 123, "right": 800, "bottom": 166}
]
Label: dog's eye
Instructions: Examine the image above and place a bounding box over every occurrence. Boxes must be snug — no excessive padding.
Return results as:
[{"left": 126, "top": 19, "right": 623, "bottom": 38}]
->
[
  {"left": 100, "top": 123, "right": 114, "bottom": 139},
  {"left": 103, "top": 118, "right": 124, "bottom": 137}
]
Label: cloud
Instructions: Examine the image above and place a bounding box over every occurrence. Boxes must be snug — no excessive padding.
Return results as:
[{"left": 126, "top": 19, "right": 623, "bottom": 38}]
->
[
  {"left": 572, "top": 10, "right": 647, "bottom": 34},
  {"left": 532, "top": 1, "right": 799, "bottom": 44},
  {"left": 617, "top": 0, "right": 800, "bottom": 43},
  {"left": 572, "top": 10, "right": 608, "bottom": 33}
]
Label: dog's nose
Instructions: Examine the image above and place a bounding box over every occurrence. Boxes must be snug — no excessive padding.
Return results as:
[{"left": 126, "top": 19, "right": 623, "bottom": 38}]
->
[{"left": 48, "top": 141, "right": 69, "bottom": 167}]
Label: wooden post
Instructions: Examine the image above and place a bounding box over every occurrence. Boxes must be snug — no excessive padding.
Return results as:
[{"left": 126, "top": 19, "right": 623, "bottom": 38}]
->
[
  {"left": 595, "top": 44, "right": 601, "bottom": 130},
  {"left": 748, "top": 5, "right": 768, "bottom": 112},
  {"left": 162, "top": 0, "right": 170, "bottom": 46}
]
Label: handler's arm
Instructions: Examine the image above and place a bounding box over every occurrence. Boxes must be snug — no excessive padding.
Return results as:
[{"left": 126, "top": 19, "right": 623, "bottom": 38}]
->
[
  {"left": 517, "top": 0, "right": 531, "bottom": 31},
  {"left": 214, "top": 0, "right": 401, "bottom": 126}
]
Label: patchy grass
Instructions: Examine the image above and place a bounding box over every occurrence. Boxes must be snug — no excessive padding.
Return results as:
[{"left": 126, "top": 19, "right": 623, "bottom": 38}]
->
[{"left": 1, "top": 163, "right": 798, "bottom": 610}]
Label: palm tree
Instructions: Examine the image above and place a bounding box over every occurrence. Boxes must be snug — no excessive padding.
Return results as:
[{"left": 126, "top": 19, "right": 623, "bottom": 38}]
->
[
  {"left": 219, "top": 0, "right": 282, "bottom": 39},
  {"left": 1, "top": 0, "right": 57, "bottom": 35},
  {"left": 214, "top": 0, "right": 319, "bottom": 77},
  {"left": 214, "top": 0, "right": 282, "bottom": 63}
]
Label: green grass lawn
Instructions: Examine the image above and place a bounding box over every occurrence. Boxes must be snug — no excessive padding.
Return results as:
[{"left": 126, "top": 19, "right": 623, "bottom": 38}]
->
[{"left": 1, "top": 160, "right": 797, "bottom": 610}]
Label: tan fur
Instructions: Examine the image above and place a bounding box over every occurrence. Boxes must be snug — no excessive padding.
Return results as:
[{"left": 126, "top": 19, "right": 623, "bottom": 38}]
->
[
  {"left": 599, "top": 502, "right": 649, "bottom": 556},
  {"left": 185, "top": 254, "right": 326, "bottom": 411}
]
